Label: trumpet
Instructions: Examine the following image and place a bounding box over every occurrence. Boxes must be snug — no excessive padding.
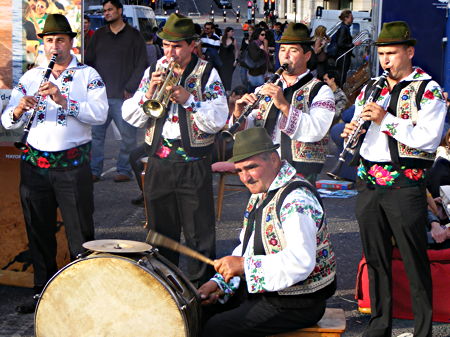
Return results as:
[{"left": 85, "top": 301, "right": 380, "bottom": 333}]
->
[
  {"left": 142, "top": 58, "right": 182, "bottom": 119},
  {"left": 221, "top": 63, "right": 288, "bottom": 142},
  {"left": 327, "top": 69, "right": 390, "bottom": 180},
  {"left": 15, "top": 53, "right": 58, "bottom": 151}
]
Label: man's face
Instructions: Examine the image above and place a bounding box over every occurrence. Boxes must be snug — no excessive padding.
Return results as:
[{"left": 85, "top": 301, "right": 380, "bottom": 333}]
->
[
  {"left": 274, "top": 24, "right": 281, "bottom": 33},
  {"left": 278, "top": 44, "right": 311, "bottom": 75},
  {"left": 162, "top": 40, "right": 195, "bottom": 68},
  {"left": 204, "top": 24, "right": 213, "bottom": 36},
  {"left": 83, "top": 19, "right": 90, "bottom": 32},
  {"left": 43, "top": 34, "right": 73, "bottom": 64},
  {"left": 377, "top": 45, "right": 414, "bottom": 81},
  {"left": 235, "top": 152, "right": 279, "bottom": 194},
  {"left": 103, "top": 2, "right": 122, "bottom": 24}
]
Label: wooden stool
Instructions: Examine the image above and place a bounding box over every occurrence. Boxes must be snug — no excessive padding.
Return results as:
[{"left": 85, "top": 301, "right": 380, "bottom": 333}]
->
[{"left": 268, "top": 308, "right": 346, "bottom": 337}]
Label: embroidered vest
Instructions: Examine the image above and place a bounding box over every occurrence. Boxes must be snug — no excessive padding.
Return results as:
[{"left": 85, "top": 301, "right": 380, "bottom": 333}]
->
[
  {"left": 144, "top": 56, "right": 215, "bottom": 157},
  {"left": 257, "top": 77, "right": 328, "bottom": 175},
  {"left": 388, "top": 80, "right": 435, "bottom": 166},
  {"left": 242, "top": 177, "right": 336, "bottom": 296}
]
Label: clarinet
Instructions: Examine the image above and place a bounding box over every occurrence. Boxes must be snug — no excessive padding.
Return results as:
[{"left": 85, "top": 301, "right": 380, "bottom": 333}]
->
[
  {"left": 327, "top": 69, "right": 390, "bottom": 180},
  {"left": 221, "top": 63, "right": 289, "bottom": 142},
  {"left": 14, "top": 53, "right": 58, "bottom": 151}
]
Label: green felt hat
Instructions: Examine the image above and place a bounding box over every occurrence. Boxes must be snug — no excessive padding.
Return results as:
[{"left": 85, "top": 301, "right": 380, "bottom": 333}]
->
[
  {"left": 228, "top": 128, "right": 279, "bottom": 163},
  {"left": 375, "top": 21, "right": 416, "bottom": 46},
  {"left": 276, "top": 23, "right": 313, "bottom": 45},
  {"left": 37, "top": 14, "right": 77, "bottom": 38},
  {"left": 157, "top": 13, "right": 197, "bottom": 42}
]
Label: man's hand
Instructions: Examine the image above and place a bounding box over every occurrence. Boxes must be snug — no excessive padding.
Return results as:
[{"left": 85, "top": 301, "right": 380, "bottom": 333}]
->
[
  {"left": 13, "top": 96, "right": 38, "bottom": 120},
  {"left": 39, "top": 81, "right": 67, "bottom": 109},
  {"left": 259, "top": 83, "right": 290, "bottom": 116},
  {"left": 430, "top": 222, "right": 447, "bottom": 243},
  {"left": 145, "top": 70, "right": 165, "bottom": 100},
  {"left": 167, "top": 85, "right": 190, "bottom": 105},
  {"left": 233, "top": 93, "right": 257, "bottom": 119},
  {"left": 361, "top": 102, "right": 386, "bottom": 125},
  {"left": 123, "top": 90, "right": 133, "bottom": 100},
  {"left": 198, "top": 280, "right": 220, "bottom": 305},
  {"left": 214, "top": 256, "right": 244, "bottom": 283},
  {"left": 340, "top": 120, "right": 366, "bottom": 139}
]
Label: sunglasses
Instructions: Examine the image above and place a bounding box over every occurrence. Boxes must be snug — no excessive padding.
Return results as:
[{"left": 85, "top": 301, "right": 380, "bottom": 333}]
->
[{"left": 260, "top": 33, "right": 266, "bottom": 36}]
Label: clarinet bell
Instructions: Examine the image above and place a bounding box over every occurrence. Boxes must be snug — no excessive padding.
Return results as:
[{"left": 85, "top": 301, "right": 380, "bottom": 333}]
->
[{"left": 326, "top": 157, "right": 345, "bottom": 180}]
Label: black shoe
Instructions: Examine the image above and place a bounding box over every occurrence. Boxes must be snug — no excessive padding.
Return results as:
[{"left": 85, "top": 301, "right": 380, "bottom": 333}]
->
[
  {"left": 131, "top": 193, "right": 144, "bottom": 206},
  {"left": 15, "top": 296, "right": 38, "bottom": 314}
]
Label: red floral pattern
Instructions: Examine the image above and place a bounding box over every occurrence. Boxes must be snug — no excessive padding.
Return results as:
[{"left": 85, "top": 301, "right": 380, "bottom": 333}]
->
[
  {"left": 37, "top": 157, "right": 50, "bottom": 168},
  {"left": 403, "top": 168, "right": 424, "bottom": 181}
]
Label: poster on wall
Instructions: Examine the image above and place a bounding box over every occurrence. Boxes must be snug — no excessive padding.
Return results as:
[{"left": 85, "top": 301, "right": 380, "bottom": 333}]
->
[{"left": 0, "top": 0, "right": 81, "bottom": 145}]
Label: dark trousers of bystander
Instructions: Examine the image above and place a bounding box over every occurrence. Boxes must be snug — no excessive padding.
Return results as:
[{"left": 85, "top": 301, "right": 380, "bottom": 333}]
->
[
  {"left": 356, "top": 181, "right": 432, "bottom": 337},
  {"left": 20, "top": 161, "right": 95, "bottom": 291}
]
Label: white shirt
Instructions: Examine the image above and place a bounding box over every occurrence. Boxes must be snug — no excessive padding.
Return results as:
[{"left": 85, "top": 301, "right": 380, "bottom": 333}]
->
[
  {"left": 122, "top": 56, "right": 228, "bottom": 137},
  {"left": 2, "top": 56, "right": 108, "bottom": 151},
  {"left": 356, "top": 67, "right": 446, "bottom": 162},
  {"left": 240, "top": 70, "right": 335, "bottom": 149}
]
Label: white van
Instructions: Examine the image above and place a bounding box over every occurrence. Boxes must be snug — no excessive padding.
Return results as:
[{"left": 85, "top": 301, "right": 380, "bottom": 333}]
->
[
  {"left": 310, "top": 9, "right": 371, "bottom": 39},
  {"left": 86, "top": 5, "right": 157, "bottom": 32}
]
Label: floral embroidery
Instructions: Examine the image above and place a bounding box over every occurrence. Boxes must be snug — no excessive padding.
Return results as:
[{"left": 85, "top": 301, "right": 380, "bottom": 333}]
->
[
  {"left": 310, "top": 100, "right": 335, "bottom": 111},
  {"left": 210, "top": 273, "right": 240, "bottom": 303},
  {"left": 185, "top": 100, "right": 201, "bottom": 113},
  {"left": 203, "top": 81, "right": 225, "bottom": 101},
  {"left": 21, "top": 143, "right": 91, "bottom": 169},
  {"left": 246, "top": 256, "right": 265, "bottom": 293},
  {"left": 421, "top": 86, "right": 444, "bottom": 105},
  {"left": 403, "top": 168, "right": 425, "bottom": 181},
  {"left": 383, "top": 123, "right": 399, "bottom": 136},
  {"left": 138, "top": 76, "right": 150, "bottom": 93},
  {"left": 155, "top": 145, "right": 171, "bottom": 158},
  {"left": 14, "top": 83, "right": 27, "bottom": 95},
  {"left": 67, "top": 99, "right": 79, "bottom": 117},
  {"left": 367, "top": 164, "right": 399, "bottom": 186},
  {"left": 87, "top": 78, "right": 105, "bottom": 90}
]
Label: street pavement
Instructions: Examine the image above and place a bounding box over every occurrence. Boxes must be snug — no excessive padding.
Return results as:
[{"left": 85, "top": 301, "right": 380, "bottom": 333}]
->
[{"left": 1, "top": 9, "right": 449, "bottom": 337}]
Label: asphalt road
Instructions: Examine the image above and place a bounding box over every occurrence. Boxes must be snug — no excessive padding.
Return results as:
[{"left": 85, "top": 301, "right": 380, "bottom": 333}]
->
[{"left": 1, "top": 9, "right": 449, "bottom": 337}]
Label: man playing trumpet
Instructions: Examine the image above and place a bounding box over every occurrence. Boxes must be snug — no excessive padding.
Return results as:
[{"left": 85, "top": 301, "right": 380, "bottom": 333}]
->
[
  {"left": 1, "top": 14, "right": 108, "bottom": 313},
  {"left": 122, "top": 13, "right": 228, "bottom": 286},
  {"left": 232, "top": 23, "right": 335, "bottom": 184},
  {"left": 341, "top": 21, "right": 446, "bottom": 337}
]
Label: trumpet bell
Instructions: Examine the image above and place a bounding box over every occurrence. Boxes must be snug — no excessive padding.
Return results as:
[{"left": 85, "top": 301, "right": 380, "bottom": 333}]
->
[{"left": 142, "top": 99, "right": 165, "bottom": 119}]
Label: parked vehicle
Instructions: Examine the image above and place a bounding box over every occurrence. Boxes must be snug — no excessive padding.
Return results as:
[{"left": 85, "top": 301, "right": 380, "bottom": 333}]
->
[
  {"left": 214, "top": 0, "right": 232, "bottom": 9},
  {"left": 162, "top": 0, "right": 177, "bottom": 10},
  {"left": 86, "top": 5, "right": 157, "bottom": 32}
]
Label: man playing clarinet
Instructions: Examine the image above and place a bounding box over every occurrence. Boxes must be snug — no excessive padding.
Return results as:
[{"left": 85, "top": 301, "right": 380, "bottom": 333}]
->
[
  {"left": 342, "top": 21, "right": 446, "bottom": 337},
  {"left": 232, "top": 23, "right": 335, "bottom": 184},
  {"left": 1, "top": 14, "right": 108, "bottom": 314}
]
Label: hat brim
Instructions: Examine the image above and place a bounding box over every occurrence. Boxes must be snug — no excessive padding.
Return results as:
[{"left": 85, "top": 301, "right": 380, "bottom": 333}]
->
[
  {"left": 157, "top": 30, "right": 198, "bottom": 42},
  {"left": 37, "top": 31, "right": 77, "bottom": 38},
  {"left": 375, "top": 39, "right": 416, "bottom": 46},
  {"left": 227, "top": 144, "right": 280, "bottom": 163},
  {"left": 276, "top": 39, "right": 314, "bottom": 45}
]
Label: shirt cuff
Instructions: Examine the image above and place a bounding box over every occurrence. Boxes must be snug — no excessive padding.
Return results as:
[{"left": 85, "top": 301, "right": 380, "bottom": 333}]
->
[
  {"left": 210, "top": 273, "right": 240, "bottom": 304},
  {"left": 279, "top": 105, "right": 301, "bottom": 138}
]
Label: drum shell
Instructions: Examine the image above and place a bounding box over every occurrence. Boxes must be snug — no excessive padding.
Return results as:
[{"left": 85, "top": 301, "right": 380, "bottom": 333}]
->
[{"left": 35, "top": 251, "right": 200, "bottom": 337}]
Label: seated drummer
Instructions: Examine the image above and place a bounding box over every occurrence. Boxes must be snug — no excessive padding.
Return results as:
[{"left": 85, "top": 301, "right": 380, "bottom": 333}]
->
[{"left": 198, "top": 128, "right": 337, "bottom": 337}]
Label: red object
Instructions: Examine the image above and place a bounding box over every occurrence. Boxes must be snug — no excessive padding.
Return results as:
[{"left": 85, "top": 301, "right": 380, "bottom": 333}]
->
[{"left": 355, "top": 248, "right": 450, "bottom": 323}]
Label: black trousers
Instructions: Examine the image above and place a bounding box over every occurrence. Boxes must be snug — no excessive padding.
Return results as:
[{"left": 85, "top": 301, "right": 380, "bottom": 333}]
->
[
  {"left": 144, "top": 156, "right": 216, "bottom": 285},
  {"left": 201, "top": 292, "right": 326, "bottom": 337},
  {"left": 20, "top": 161, "right": 94, "bottom": 291},
  {"left": 355, "top": 181, "right": 432, "bottom": 337}
]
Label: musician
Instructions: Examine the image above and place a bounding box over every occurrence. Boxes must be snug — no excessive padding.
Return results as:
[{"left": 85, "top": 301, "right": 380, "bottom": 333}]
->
[
  {"left": 122, "top": 13, "right": 228, "bottom": 285},
  {"left": 232, "top": 23, "right": 335, "bottom": 184},
  {"left": 1, "top": 14, "right": 108, "bottom": 313},
  {"left": 198, "top": 128, "right": 336, "bottom": 337},
  {"left": 341, "top": 21, "right": 446, "bottom": 337}
]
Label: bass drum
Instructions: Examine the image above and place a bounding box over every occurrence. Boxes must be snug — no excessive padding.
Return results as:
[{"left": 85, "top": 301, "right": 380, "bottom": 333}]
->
[{"left": 35, "top": 251, "right": 201, "bottom": 337}]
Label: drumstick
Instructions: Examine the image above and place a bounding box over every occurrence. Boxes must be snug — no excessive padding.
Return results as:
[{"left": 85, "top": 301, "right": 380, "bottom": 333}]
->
[{"left": 145, "top": 230, "right": 215, "bottom": 266}]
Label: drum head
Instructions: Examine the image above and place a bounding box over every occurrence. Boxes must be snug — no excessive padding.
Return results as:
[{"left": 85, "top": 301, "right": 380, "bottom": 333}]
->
[
  {"left": 35, "top": 255, "right": 188, "bottom": 337},
  {"left": 83, "top": 239, "right": 152, "bottom": 253}
]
